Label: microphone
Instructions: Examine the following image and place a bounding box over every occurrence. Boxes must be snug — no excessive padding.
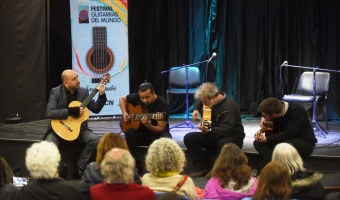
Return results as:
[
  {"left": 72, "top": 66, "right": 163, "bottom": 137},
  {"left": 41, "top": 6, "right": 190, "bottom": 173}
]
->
[
  {"left": 207, "top": 52, "right": 217, "bottom": 63},
  {"left": 281, "top": 61, "right": 288, "bottom": 66}
]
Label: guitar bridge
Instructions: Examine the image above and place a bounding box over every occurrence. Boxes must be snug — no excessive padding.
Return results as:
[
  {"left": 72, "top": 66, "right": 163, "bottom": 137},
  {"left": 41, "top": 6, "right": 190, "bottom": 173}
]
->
[{"left": 60, "top": 120, "right": 73, "bottom": 132}]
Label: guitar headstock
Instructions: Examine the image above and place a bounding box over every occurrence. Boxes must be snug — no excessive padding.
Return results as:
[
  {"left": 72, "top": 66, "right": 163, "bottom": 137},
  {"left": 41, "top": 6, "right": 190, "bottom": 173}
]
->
[
  {"left": 100, "top": 73, "right": 111, "bottom": 85},
  {"left": 153, "top": 112, "right": 168, "bottom": 121}
]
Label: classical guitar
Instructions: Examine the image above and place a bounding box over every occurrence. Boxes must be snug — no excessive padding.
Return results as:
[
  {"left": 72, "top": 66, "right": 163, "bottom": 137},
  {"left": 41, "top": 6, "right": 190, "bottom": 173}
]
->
[
  {"left": 256, "top": 120, "right": 274, "bottom": 137},
  {"left": 51, "top": 74, "right": 110, "bottom": 141},
  {"left": 201, "top": 105, "right": 212, "bottom": 129},
  {"left": 86, "top": 26, "right": 114, "bottom": 83},
  {"left": 121, "top": 103, "right": 167, "bottom": 133}
]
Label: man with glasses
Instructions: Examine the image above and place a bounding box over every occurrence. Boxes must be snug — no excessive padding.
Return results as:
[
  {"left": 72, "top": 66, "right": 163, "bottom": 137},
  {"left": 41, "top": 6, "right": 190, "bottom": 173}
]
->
[{"left": 184, "top": 82, "right": 245, "bottom": 178}]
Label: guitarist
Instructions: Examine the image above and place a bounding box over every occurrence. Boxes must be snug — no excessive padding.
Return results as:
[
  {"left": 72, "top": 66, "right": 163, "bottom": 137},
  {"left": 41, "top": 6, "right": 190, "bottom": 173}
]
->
[
  {"left": 183, "top": 82, "right": 245, "bottom": 178},
  {"left": 45, "top": 70, "right": 107, "bottom": 178},
  {"left": 119, "top": 82, "right": 171, "bottom": 175}
]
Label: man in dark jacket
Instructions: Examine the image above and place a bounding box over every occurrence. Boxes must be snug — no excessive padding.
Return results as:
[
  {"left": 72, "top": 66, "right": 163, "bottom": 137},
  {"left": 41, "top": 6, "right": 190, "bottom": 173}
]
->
[
  {"left": 45, "top": 69, "right": 107, "bottom": 177},
  {"left": 184, "top": 82, "right": 245, "bottom": 178},
  {"left": 254, "top": 97, "right": 317, "bottom": 171}
]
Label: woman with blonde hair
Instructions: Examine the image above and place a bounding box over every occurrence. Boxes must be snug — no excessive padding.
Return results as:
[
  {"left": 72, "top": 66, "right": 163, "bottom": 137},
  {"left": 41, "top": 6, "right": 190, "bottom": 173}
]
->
[
  {"left": 204, "top": 143, "right": 257, "bottom": 199},
  {"left": 243, "top": 161, "right": 292, "bottom": 200},
  {"left": 142, "top": 138, "right": 199, "bottom": 200},
  {"left": 82, "top": 132, "right": 141, "bottom": 185},
  {"left": 272, "top": 143, "right": 326, "bottom": 199}
]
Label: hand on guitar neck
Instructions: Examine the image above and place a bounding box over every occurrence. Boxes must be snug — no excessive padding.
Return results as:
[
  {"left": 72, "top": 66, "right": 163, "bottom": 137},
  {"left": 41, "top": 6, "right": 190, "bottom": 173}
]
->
[{"left": 255, "top": 120, "right": 273, "bottom": 142}]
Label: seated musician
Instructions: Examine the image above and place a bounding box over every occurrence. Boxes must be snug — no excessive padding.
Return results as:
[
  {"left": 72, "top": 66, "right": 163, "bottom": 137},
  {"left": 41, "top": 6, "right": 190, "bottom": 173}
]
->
[
  {"left": 119, "top": 81, "right": 171, "bottom": 175},
  {"left": 253, "top": 97, "right": 317, "bottom": 174},
  {"left": 45, "top": 70, "right": 107, "bottom": 178},
  {"left": 183, "top": 82, "right": 245, "bottom": 178}
]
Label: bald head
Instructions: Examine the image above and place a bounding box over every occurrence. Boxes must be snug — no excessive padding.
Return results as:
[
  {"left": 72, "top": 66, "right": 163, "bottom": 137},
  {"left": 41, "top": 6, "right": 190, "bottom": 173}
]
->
[
  {"left": 61, "top": 70, "right": 80, "bottom": 92},
  {"left": 61, "top": 70, "right": 75, "bottom": 83}
]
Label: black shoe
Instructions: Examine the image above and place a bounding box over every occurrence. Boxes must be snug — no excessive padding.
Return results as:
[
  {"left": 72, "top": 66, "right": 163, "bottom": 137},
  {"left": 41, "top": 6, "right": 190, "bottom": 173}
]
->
[{"left": 189, "top": 168, "right": 210, "bottom": 178}]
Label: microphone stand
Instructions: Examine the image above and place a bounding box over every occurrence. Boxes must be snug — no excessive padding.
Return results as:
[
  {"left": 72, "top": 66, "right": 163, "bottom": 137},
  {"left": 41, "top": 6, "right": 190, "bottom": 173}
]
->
[
  {"left": 161, "top": 60, "right": 209, "bottom": 129},
  {"left": 281, "top": 63, "right": 340, "bottom": 137}
]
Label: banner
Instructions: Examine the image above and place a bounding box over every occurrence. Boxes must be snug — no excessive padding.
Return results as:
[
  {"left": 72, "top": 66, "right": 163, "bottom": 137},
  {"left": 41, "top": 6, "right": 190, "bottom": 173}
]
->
[{"left": 69, "top": 0, "right": 128, "bottom": 117}]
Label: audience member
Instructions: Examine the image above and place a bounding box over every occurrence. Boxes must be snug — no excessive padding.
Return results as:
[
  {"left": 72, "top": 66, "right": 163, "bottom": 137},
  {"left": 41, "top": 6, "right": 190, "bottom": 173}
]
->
[
  {"left": 142, "top": 138, "right": 199, "bottom": 200},
  {"left": 82, "top": 132, "right": 141, "bottom": 185},
  {"left": 119, "top": 82, "right": 171, "bottom": 175},
  {"left": 157, "top": 191, "right": 190, "bottom": 200},
  {"left": 272, "top": 143, "right": 326, "bottom": 199},
  {"left": 253, "top": 97, "right": 317, "bottom": 172},
  {"left": 17, "top": 141, "right": 90, "bottom": 200},
  {"left": 90, "top": 148, "right": 155, "bottom": 200},
  {"left": 184, "top": 82, "right": 245, "bottom": 178},
  {"left": 242, "top": 161, "right": 292, "bottom": 200},
  {"left": 204, "top": 143, "right": 257, "bottom": 200},
  {"left": 0, "top": 157, "right": 18, "bottom": 200}
]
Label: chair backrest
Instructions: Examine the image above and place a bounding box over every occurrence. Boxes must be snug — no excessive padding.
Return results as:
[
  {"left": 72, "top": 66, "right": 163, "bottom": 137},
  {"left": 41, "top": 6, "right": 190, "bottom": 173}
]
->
[
  {"left": 298, "top": 71, "right": 330, "bottom": 95},
  {"left": 169, "top": 67, "right": 200, "bottom": 88}
]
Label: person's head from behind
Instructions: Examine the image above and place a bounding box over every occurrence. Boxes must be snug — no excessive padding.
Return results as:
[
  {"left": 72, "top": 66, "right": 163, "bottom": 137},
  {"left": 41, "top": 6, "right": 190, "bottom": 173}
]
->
[
  {"left": 254, "top": 161, "right": 292, "bottom": 200},
  {"left": 145, "top": 138, "right": 186, "bottom": 176},
  {"left": 212, "top": 143, "right": 252, "bottom": 189},
  {"left": 258, "top": 97, "right": 284, "bottom": 121},
  {"left": 101, "top": 148, "right": 135, "bottom": 183},
  {"left": 138, "top": 81, "right": 156, "bottom": 106},
  {"left": 194, "top": 82, "right": 219, "bottom": 108},
  {"left": 96, "top": 132, "right": 127, "bottom": 164},
  {"left": 0, "top": 157, "right": 11, "bottom": 188},
  {"left": 272, "top": 143, "right": 305, "bottom": 175},
  {"left": 26, "top": 141, "right": 60, "bottom": 179}
]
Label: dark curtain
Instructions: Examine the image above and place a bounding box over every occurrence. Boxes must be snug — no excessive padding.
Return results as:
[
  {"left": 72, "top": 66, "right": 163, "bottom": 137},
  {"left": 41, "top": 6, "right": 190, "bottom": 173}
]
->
[
  {"left": 128, "top": 0, "right": 189, "bottom": 113},
  {"left": 190, "top": 0, "right": 340, "bottom": 118},
  {"left": 0, "top": 0, "right": 47, "bottom": 122}
]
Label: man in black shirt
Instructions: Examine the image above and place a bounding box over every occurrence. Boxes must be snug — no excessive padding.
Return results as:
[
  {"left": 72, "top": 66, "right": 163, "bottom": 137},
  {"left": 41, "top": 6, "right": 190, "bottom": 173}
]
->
[{"left": 119, "top": 82, "right": 171, "bottom": 175}]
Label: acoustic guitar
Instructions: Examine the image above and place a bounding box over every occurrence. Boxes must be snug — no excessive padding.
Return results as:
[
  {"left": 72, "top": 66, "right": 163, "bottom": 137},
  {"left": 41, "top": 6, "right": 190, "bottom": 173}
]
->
[
  {"left": 51, "top": 74, "right": 110, "bottom": 141},
  {"left": 256, "top": 120, "right": 274, "bottom": 137},
  {"left": 121, "top": 103, "right": 167, "bottom": 133},
  {"left": 201, "top": 105, "right": 212, "bottom": 129}
]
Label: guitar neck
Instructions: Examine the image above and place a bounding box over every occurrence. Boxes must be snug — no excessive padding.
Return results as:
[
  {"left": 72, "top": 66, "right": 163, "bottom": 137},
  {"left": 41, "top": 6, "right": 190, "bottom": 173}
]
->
[{"left": 81, "top": 88, "right": 98, "bottom": 108}]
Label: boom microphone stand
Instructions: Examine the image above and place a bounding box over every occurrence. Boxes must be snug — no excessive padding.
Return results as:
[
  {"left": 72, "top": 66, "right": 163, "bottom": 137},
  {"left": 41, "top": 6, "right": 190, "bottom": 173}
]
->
[
  {"left": 161, "top": 59, "right": 212, "bottom": 129},
  {"left": 281, "top": 61, "right": 340, "bottom": 137}
]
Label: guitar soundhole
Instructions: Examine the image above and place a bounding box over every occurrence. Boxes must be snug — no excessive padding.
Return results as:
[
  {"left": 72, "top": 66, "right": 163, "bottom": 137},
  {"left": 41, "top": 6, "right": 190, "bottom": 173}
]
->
[{"left": 86, "top": 48, "right": 114, "bottom": 82}]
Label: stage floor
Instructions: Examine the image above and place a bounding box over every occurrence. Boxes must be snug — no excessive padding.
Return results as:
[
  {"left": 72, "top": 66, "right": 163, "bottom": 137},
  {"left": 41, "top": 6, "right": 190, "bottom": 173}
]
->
[{"left": 88, "top": 115, "right": 340, "bottom": 157}]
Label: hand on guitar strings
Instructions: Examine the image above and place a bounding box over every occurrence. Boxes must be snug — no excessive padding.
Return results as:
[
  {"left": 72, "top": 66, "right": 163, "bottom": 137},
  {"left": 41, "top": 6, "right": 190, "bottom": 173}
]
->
[
  {"left": 198, "top": 120, "right": 211, "bottom": 134},
  {"left": 122, "top": 112, "right": 131, "bottom": 122},
  {"left": 141, "top": 115, "right": 152, "bottom": 128},
  {"left": 254, "top": 131, "right": 267, "bottom": 143}
]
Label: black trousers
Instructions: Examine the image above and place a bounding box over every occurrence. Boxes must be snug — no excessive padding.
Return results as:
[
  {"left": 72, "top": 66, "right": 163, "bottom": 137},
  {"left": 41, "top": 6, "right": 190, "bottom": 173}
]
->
[
  {"left": 184, "top": 132, "right": 243, "bottom": 171},
  {"left": 124, "top": 128, "right": 172, "bottom": 172},
  {"left": 45, "top": 129, "right": 99, "bottom": 170},
  {"left": 253, "top": 138, "right": 315, "bottom": 169}
]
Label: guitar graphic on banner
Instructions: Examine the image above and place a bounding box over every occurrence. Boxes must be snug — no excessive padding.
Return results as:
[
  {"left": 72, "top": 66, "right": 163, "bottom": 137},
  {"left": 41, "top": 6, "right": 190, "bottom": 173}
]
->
[
  {"left": 51, "top": 74, "right": 110, "bottom": 141},
  {"left": 86, "top": 26, "right": 114, "bottom": 83}
]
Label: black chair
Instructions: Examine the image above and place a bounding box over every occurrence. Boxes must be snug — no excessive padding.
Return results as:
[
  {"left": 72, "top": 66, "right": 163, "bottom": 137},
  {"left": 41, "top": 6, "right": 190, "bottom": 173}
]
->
[{"left": 282, "top": 71, "right": 330, "bottom": 130}]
